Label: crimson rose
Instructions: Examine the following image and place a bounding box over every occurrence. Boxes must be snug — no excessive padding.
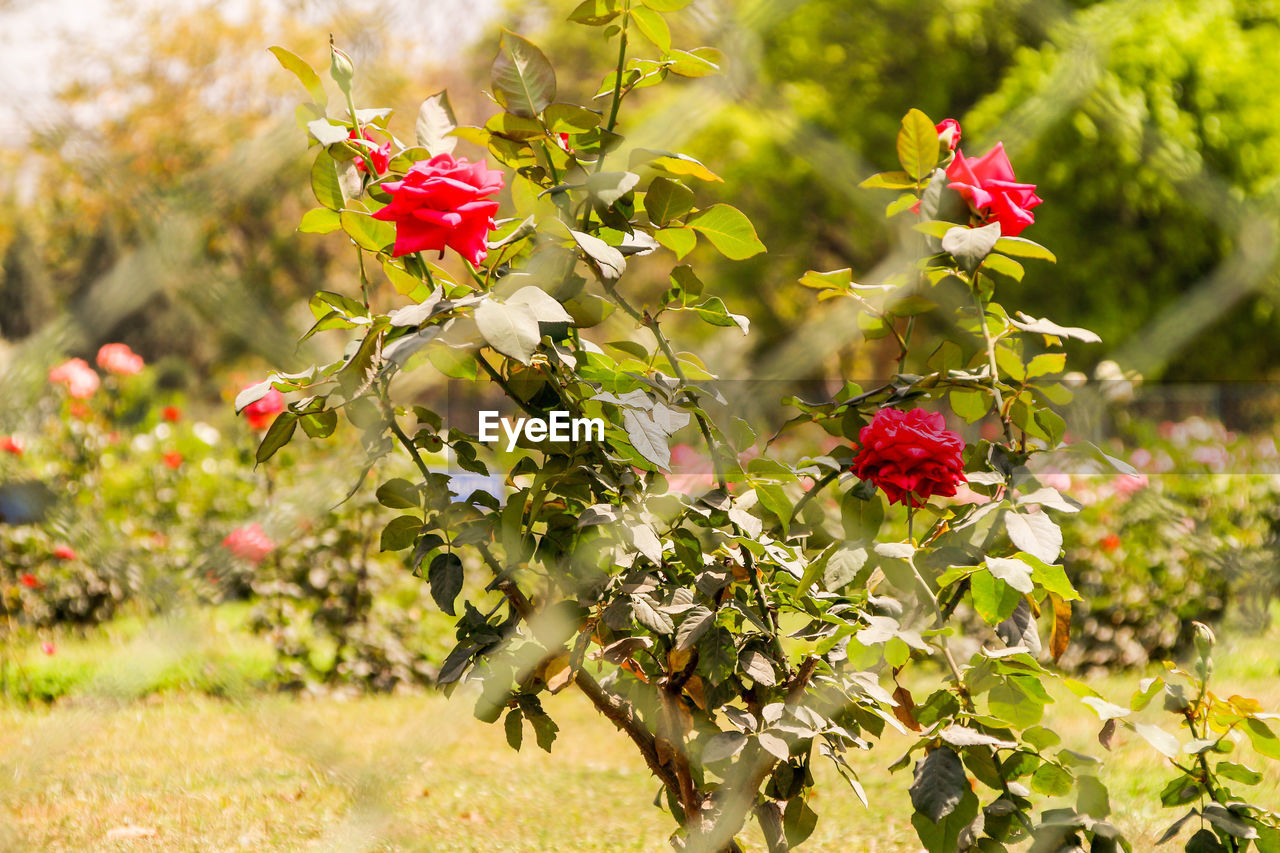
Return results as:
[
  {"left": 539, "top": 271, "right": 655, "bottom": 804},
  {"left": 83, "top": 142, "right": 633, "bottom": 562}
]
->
[
  {"left": 852, "top": 407, "right": 966, "bottom": 507},
  {"left": 945, "top": 142, "right": 1042, "bottom": 236},
  {"left": 373, "top": 154, "right": 504, "bottom": 264}
]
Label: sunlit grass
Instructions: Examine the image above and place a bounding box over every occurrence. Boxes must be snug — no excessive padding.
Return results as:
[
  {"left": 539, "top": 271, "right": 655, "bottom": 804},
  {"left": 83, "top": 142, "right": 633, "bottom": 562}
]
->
[{"left": 0, "top": 609, "right": 1275, "bottom": 851}]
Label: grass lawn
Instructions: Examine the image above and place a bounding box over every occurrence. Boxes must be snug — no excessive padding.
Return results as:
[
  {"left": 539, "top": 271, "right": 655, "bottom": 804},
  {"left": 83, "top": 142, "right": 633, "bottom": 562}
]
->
[{"left": 0, "top": 614, "right": 1276, "bottom": 851}]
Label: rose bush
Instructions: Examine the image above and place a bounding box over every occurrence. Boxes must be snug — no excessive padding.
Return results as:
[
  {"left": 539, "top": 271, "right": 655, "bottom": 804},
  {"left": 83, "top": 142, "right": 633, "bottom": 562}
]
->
[{"left": 251, "top": 13, "right": 1280, "bottom": 852}]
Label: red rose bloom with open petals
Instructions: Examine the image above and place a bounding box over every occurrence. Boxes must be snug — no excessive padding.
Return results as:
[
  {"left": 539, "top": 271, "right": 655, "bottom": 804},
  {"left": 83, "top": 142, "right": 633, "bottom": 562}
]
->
[
  {"left": 945, "top": 143, "right": 1042, "bottom": 237},
  {"left": 373, "top": 154, "right": 504, "bottom": 263},
  {"left": 852, "top": 408, "right": 967, "bottom": 507}
]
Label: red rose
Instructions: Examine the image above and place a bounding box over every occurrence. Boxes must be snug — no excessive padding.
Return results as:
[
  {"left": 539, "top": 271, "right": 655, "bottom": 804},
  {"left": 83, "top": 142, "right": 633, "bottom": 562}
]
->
[
  {"left": 935, "top": 118, "right": 961, "bottom": 152},
  {"left": 53, "top": 545, "right": 77, "bottom": 561},
  {"left": 348, "top": 127, "right": 391, "bottom": 175},
  {"left": 945, "top": 143, "right": 1042, "bottom": 237},
  {"left": 222, "top": 523, "right": 275, "bottom": 564},
  {"left": 163, "top": 450, "right": 183, "bottom": 469},
  {"left": 162, "top": 406, "right": 182, "bottom": 423},
  {"left": 242, "top": 387, "right": 285, "bottom": 431},
  {"left": 96, "top": 343, "right": 144, "bottom": 376},
  {"left": 49, "top": 358, "right": 100, "bottom": 399},
  {"left": 852, "top": 408, "right": 967, "bottom": 507},
  {"left": 373, "top": 154, "right": 504, "bottom": 264},
  {"left": 20, "top": 573, "right": 40, "bottom": 589}
]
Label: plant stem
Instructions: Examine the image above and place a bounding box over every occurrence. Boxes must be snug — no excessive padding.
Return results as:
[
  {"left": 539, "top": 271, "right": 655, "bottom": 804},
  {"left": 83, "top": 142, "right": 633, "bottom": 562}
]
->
[
  {"left": 603, "top": 4, "right": 631, "bottom": 138},
  {"left": 971, "top": 288, "right": 1012, "bottom": 441},
  {"left": 789, "top": 469, "right": 839, "bottom": 524}
]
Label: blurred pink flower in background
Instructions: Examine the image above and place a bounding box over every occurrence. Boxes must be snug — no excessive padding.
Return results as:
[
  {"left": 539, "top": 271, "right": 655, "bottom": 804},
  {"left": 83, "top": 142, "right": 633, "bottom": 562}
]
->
[
  {"left": 222, "top": 523, "right": 275, "bottom": 564},
  {"left": 1040, "top": 472, "right": 1071, "bottom": 491},
  {"left": 1, "top": 435, "right": 23, "bottom": 455},
  {"left": 49, "top": 358, "right": 100, "bottom": 399},
  {"left": 53, "top": 545, "right": 78, "bottom": 561},
  {"left": 242, "top": 387, "right": 285, "bottom": 431},
  {"left": 41, "top": 642, "right": 56, "bottom": 656},
  {"left": 96, "top": 343, "right": 144, "bottom": 376},
  {"left": 1112, "top": 473, "right": 1148, "bottom": 498},
  {"left": 20, "top": 573, "right": 41, "bottom": 589}
]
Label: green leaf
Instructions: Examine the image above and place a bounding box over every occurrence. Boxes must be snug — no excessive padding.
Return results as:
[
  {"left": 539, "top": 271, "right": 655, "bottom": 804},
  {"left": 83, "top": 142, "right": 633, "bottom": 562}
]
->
[
  {"left": 860, "top": 171, "right": 917, "bottom": 190},
  {"left": 949, "top": 389, "right": 988, "bottom": 423},
  {"left": 543, "top": 103, "right": 602, "bottom": 132},
  {"left": 1005, "top": 511, "right": 1063, "bottom": 564},
  {"left": 986, "top": 557, "right": 1033, "bottom": 594},
  {"left": 1031, "top": 762, "right": 1072, "bottom": 796},
  {"left": 783, "top": 798, "right": 819, "bottom": 848},
  {"left": 909, "top": 746, "right": 967, "bottom": 822},
  {"left": 994, "top": 235, "right": 1057, "bottom": 263},
  {"left": 1028, "top": 558, "right": 1081, "bottom": 601},
  {"left": 896, "top": 108, "right": 939, "bottom": 180},
  {"left": 269, "top": 46, "right": 327, "bottom": 106},
  {"left": 970, "top": 569, "right": 1022, "bottom": 624},
  {"left": 989, "top": 680, "right": 1045, "bottom": 727},
  {"left": 476, "top": 298, "right": 542, "bottom": 365},
  {"left": 570, "top": 229, "right": 626, "bottom": 280},
  {"left": 381, "top": 515, "right": 421, "bottom": 551},
  {"left": 942, "top": 223, "right": 1002, "bottom": 274},
  {"left": 676, "top": 606, "right": 715, "bottom": 652},
  {"left": 1244, "top": 718, "right": 1280, "bottom": 760},
  {"left": 622, "top": 410, "right": 672, "bottom": 469},
  {"left": 568, "top": 0, "right": 622, "bottom": 24},
  {"left": 340, "top": 210, "right": 395, "bottom": 252},
  {"left": 824, "top": 546, "right": 869, "bottom": 591},
  {"left": 630, "top": 6, "right": 671, "bottom": 52},
  {"left": 310, "top": 151, "right": 347, "bottom": 211},
  {"left": 981, "top": 252, "right": 1025, "bottom": 281},
  {"left": 699, "top": 627, "right": 736, "bottom": 685},
  {"left": 630, "top": 148, "right": 722, "bottom": 182},
  {"left": 642, "top": 0, "right": 692, "bottom": 9},
  {"left": 299, "top": 408, "right": 338, "bottom": 438},
  {"left": 255, "top": 412, "right": 297, "bottom": 464},
  {"left": 912, "top": 789, "right": 978, "bottom": 853},
  {"left": 298, "top": 207, "right": 342, "bottom": 234},
  {"left": 1186, "top": 829, "right": 1227, "bottom": 853},
  {"left": 491, "top": 30, "right": 556, "bottom": 118},
  {"left": 504, "top": 708, "right": 523, "bottom": 751},
  {"left": 416, "top": 90, "right": 458, "bottom": 156},
  {"left": 428, "top": 552, "right": 464, "bottom": 616},
  {"left": 1026, "top": 353, "right": 1067, "bottom": 378},
  {"left": 667, "top": 47, "right": 723, "bottom": 78},
  {"left": 656, "top": 227, "right": 696, "bottom": 258},
  {"left": 686, "top": 204, "right": 766, "bottom": 260},
  {"left": 1009, "top": 312, "right": 1102, "bottom": 344},
  {"left": 376, "top": 478, "right": 419, "bottom": 509},
  {"left": 644, "top": 177, "right": 695, "bottom": 226},
  {"left": 685, "top": 296, "right": 749, "bottom": 334},
  {"left": 1215, "top": 761, "right": 1263, "bottom": 786}
]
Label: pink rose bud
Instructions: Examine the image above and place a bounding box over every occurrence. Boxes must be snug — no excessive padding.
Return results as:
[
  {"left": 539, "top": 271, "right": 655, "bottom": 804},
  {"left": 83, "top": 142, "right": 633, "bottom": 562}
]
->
[{"left": 935, "top": 118, "right": 961, "bottom": 151}]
